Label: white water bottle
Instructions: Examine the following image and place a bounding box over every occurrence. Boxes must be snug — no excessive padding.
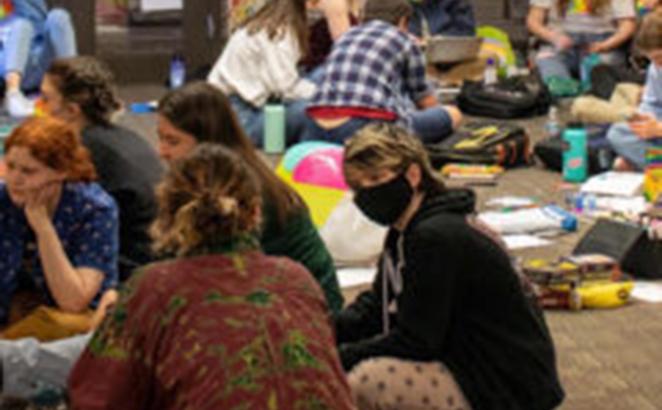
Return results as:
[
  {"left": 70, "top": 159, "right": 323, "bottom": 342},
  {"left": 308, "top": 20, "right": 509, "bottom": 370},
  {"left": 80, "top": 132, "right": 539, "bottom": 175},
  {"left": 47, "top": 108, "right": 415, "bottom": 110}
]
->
[{"left": 484, "top": 57, "right": 498, "bottom": 86}]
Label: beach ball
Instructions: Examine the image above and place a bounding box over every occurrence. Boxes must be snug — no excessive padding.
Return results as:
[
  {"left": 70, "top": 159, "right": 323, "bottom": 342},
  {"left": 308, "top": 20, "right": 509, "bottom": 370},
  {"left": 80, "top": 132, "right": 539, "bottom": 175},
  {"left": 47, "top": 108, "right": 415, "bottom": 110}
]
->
[
  {"left": 292, "top": 146, "right": 348, "bottom": 190},
  {"left": 277, "top": 142, "right": 347, "bottom": 227}
]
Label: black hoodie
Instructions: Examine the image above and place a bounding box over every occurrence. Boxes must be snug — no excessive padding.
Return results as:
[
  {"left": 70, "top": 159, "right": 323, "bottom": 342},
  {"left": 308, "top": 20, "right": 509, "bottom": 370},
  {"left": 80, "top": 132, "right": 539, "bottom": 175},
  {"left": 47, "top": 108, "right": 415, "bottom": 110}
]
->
[{"left": 335, "top": 189, "right": 564, "bottom": 410}]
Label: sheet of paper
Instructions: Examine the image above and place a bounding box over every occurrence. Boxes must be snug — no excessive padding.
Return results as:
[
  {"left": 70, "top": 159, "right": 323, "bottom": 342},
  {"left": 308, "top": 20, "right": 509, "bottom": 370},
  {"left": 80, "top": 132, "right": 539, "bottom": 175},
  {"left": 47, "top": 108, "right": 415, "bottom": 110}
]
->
[
  {"left": 502, "top": 234, "right": 552, "bottom": 250},
  {"left": 486, "top": 196, "right": 536, "bottom": 208},
  {"left": 580, "top": 171, "right": 644, "bottom": 197},
  {"left": 337, "top": 267, "right": 377, "bottom": 289},
  {"left": 140, "top": 0, "right": 182, "bottom": 12},
  {"left": 595, "top": 196, "right": 648, "bottom": 215},
  {"left": 631, "top": 281, "right": 662, "bottom": 303}
]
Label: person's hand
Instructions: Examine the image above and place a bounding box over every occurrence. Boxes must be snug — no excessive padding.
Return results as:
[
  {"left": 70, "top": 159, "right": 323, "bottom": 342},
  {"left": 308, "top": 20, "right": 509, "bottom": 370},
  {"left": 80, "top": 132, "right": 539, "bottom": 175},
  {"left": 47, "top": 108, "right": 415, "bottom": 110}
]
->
[
  {"left": 554, "top": 33, "right": 574, "bottom": 50},
  {"left": 587, "top": 41, "right": 609, "bottom": 54},
  {"left": 89, "top": 289, "right": 119, "bottom": 330},
  {"left": 408, "top": 33, "right": 427, "bottom": 48},
  {"left": 24, "top": 181, "right": 60, "bottom": 233},
  {"left": 629, "top": 112, "right": 662, "bottom": 139}
]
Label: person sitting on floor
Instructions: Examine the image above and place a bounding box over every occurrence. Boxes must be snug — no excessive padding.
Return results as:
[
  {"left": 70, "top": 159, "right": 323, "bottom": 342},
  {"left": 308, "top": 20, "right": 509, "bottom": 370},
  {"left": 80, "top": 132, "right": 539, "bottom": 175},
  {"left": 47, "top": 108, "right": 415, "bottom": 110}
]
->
[
  {"left": 40, "top": 56, "right": 164, "bottom": 280},
  {"left": 2, "top": 0, "right": 77, "bottom": 117},
  {"left": 0, "top": 116, "right": 119, "bottom": 342},
  {"left": 304, "top": 0, "right": 462, "bottom": 144},
  {"left": 527, "top": 0, "right": 637, "bottom": 83},
  {"left": 0, "top": 82, "right": 346, "bottom": 403},
  {"left": 230, "top": 0, "right": 359, "bottom": 73},
  {"left": 408, "top": 0, "right": 476, "bottom": 38},
  {"left": 68, "top": 143, "right": 356, "bottom": 410},
  {"left": 157, "top": 81, "right": 344, "bottom": 313},
  {"left": 336, "top": 123, "right": 564, "bottom": 410},
  {"left": 608, "top": 8, "right": 662, "bottom": 171},
  {"left": 207, "top": 0, "right": 316, "bottom": 146}
]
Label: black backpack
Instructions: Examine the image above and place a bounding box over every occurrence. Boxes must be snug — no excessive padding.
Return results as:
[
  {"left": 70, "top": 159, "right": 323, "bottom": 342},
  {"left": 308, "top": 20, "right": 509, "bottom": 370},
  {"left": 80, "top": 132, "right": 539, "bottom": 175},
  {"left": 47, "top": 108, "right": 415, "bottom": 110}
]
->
[
  {"left": 457, "top": 72, "right": 552, "bottom": 119},
  {"left": 426, "top": 122, "right": 531, "bottom": 168},
  {"left": 534, "top": 125, "right": 615, "bottom": 175}
]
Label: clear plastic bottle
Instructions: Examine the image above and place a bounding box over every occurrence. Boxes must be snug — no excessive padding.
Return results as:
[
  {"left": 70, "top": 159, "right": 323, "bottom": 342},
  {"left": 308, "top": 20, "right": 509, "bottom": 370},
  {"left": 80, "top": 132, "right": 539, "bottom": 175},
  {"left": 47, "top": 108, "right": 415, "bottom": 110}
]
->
[
  {"left": 545, "top": 106, "right": 561, "bottom": 139},
  {"left": 484, "top": 57, "right": 498, "bottom": 86},
  {"left": 169, "top": 53, "right": 186, "bottom": 89}
]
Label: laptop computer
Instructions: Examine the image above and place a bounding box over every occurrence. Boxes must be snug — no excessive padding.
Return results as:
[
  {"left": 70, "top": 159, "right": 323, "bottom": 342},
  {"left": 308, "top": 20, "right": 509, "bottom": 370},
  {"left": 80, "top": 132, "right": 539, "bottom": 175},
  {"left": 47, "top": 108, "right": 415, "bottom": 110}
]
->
[{"left": 425, "top": 36, "right": 483, "bottom": 65}]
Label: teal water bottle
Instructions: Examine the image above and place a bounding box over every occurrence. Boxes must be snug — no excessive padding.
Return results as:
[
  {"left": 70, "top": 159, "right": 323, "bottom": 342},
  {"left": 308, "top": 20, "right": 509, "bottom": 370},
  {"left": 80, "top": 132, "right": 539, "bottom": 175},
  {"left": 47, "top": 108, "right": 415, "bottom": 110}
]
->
[
  {"left": 263, "top": 103, "right": 286, "bottom": 154},
  {"left": 562, "top": 126, "right": 588, "bottom": 183},
  {"left": 580, "top": 53, "right": 601, "bottom": 91}
]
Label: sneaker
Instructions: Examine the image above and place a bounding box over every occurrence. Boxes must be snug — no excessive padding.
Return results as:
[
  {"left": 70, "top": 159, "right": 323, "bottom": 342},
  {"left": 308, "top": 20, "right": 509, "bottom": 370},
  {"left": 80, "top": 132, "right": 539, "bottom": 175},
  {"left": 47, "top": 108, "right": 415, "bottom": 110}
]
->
[{"left": 5, "top": 90, "right": 35, "bottom": 118}]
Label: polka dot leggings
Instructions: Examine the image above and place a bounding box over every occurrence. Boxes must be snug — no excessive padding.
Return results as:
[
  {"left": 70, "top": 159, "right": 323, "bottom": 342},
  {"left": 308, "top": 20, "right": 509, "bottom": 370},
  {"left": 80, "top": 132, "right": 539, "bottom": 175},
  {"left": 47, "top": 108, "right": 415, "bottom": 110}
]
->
[{"left": 348, "top": 357, "right": 472, "bottom": 410}]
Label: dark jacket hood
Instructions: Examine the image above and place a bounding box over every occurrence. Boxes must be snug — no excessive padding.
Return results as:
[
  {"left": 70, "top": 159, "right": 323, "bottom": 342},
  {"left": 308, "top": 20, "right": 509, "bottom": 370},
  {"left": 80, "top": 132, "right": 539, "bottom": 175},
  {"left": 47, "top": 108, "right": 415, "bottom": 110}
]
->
[{"left": 413, "top": 188, "right": 476, "bottom": 224}]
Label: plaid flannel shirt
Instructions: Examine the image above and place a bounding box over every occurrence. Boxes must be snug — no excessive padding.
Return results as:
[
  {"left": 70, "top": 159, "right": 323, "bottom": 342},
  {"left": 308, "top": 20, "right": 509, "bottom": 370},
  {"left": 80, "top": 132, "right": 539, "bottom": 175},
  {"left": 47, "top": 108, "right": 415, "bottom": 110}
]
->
[{"left": 309, "top": 20, "right": 432, "bottom": 128}]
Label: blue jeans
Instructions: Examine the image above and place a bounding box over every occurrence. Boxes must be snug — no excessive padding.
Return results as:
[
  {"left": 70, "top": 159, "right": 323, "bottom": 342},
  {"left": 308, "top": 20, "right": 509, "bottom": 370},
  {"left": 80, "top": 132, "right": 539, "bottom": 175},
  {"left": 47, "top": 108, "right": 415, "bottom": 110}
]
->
[
  {"left": 0, "top": 333, "right": 91, "bottom": 399},
  {"left": 408, "top": 0, "right": 476, "bottom": 37},
  {"left": 229, "top": 96, "right": 311, "bottom": 148},
  {"left": 301, "top": 117, "right": 375, "bottom": 144},
  {"left": 536, "top": 32, "right": 626, "bottom": 82},
  {"left": 411, "top": 106, "right": 454, "bottom": 144},
  {"left": 607, "top": 122, "right": 662, "bottom": 170},
  {"left": 1, "top": 9, "right": 77, "bottom": 90},
  {"left": 301, "top": 106, "right": 453, "bottom": 144}
]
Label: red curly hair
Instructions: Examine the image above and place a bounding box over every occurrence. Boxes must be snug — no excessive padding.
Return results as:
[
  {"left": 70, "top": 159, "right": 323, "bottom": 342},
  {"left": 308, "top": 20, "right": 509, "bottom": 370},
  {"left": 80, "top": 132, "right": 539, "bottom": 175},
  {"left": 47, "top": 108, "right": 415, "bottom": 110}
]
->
[{"left": 4, "top": 116, "right": 97, "bottom": 182}]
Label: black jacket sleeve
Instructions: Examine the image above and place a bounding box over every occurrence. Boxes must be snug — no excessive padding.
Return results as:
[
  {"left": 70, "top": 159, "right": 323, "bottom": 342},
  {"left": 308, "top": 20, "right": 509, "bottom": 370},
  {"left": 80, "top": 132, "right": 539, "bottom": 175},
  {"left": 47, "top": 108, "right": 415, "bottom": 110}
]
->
[
  {"left": 339, "top": 226, "right": 462, "bottom": 371},
  {"left": 334, "top": 269, "right": 386, "bottom": 345}
]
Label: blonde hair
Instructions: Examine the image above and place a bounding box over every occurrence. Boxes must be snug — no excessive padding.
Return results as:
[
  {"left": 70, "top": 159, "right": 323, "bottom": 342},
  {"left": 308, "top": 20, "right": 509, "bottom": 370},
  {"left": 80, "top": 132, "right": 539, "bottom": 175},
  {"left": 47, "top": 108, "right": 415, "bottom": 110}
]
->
[
  {"left": 151, "top": 144, "right": 262, "bottom": 257},
  {"left": 343, "top": 123, "right": 445, "bottom": 194}
]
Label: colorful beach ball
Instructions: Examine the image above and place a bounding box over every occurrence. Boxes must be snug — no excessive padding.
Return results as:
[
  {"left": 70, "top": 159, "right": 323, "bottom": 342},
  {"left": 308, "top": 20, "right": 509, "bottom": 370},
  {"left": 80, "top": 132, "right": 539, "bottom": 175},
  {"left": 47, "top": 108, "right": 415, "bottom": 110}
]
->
[{"left": 276, "top": 142, "right": 347, "bottom": 227}]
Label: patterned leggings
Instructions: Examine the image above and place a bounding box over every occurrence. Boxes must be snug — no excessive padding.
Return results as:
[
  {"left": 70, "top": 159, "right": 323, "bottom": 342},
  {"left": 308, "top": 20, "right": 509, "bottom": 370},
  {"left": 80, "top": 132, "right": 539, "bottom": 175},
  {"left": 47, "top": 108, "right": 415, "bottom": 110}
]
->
[{"left": 348, "top": 357, "right": 473, "bottom": 410}]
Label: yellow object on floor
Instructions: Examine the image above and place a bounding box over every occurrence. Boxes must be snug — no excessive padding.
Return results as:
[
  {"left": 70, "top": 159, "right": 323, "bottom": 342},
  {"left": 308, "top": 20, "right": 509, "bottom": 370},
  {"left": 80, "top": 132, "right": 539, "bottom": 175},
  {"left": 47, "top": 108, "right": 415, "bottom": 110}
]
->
[{"left": 2, "top": 306, "right": 94, "bottom": 342}]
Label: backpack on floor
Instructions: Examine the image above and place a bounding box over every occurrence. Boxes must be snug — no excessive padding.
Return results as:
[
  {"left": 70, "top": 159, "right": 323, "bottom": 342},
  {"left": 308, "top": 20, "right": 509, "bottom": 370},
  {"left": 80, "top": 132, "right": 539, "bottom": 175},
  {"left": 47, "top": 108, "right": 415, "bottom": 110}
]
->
[
  {"left": 456, "top": 71, "right": 552, "bottom": 119},
  {"left": 426, "top": 122, "right": 531, "bottom": 168},
  {"left": 534, "top": 125, "right": 615, "bottom": 175}
]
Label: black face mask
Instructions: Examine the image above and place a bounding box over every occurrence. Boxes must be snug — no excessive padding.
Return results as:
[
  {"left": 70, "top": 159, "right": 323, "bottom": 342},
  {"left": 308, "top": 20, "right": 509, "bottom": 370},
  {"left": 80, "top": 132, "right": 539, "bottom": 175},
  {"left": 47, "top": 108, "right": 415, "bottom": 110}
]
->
[{"left": 354, "top": 173, "right": 414, "bottom": 226}]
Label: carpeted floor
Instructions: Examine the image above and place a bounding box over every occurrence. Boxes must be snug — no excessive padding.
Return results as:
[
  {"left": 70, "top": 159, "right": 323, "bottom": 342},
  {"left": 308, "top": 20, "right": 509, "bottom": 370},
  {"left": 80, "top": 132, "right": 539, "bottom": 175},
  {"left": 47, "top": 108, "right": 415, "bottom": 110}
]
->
[{"left": 74, "top": 85, "right": 662, "bottom": 410}]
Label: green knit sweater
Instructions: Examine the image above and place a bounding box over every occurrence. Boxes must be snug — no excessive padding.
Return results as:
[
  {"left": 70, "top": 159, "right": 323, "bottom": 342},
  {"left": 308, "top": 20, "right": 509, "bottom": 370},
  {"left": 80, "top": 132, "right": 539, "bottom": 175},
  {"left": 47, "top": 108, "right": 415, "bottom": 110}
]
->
[{"left": 260, "top": 202, "right": 344, "bottom": 313}]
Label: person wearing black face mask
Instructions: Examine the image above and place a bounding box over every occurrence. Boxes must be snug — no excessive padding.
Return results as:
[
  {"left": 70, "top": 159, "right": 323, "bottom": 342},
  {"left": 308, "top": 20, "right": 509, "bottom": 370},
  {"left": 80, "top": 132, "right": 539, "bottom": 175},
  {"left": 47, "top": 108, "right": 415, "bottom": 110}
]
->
[{"left": 336, "top": 123, "right": 564, "bottom": 410}]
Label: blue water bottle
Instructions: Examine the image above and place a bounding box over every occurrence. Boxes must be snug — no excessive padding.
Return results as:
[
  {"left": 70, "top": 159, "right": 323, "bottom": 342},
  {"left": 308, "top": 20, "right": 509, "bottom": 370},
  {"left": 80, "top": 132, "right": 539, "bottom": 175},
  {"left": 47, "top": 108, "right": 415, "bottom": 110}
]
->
[
  {"left": 169, "top": 53, "right": 186, "bottom": 89},
  {"left": 562, "top": 126, "right": 588, "bottom": 183}
]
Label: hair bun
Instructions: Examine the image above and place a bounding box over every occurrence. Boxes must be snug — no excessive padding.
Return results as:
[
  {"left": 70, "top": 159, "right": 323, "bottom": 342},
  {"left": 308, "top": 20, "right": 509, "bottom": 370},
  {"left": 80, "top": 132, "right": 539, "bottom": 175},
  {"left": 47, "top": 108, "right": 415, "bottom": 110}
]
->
[{"left": 216, "top": 196, "right": 239, "bottom": 217}]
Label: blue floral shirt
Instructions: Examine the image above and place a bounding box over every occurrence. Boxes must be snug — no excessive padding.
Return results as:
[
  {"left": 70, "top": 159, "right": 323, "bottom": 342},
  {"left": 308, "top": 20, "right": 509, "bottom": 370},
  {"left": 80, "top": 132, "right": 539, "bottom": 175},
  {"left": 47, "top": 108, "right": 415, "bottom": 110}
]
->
[{"left": 0, "top": 182, "right": 119, "bottom": 325}]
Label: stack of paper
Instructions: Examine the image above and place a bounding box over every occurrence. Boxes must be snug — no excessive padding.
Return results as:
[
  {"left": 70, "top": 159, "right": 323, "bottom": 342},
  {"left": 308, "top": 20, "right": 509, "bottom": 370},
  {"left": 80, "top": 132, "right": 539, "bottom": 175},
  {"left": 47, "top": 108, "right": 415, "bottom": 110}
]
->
[{"left": 580, "top": 171, "right": 644, "bottom": 197}]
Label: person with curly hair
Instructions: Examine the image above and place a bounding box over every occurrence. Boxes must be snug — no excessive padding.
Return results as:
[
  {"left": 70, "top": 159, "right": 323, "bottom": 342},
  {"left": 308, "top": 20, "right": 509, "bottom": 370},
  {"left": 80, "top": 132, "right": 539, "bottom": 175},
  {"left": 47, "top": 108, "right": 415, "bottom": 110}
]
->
[
  {"left": 41, "top": 56, "right": 164, "bottom": 281},
  {"left": 0, "top": 116, "right": 119, "bottom": 341},
  {"left": 67, "top": 144, "right": 356, "bottom": 410}
]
